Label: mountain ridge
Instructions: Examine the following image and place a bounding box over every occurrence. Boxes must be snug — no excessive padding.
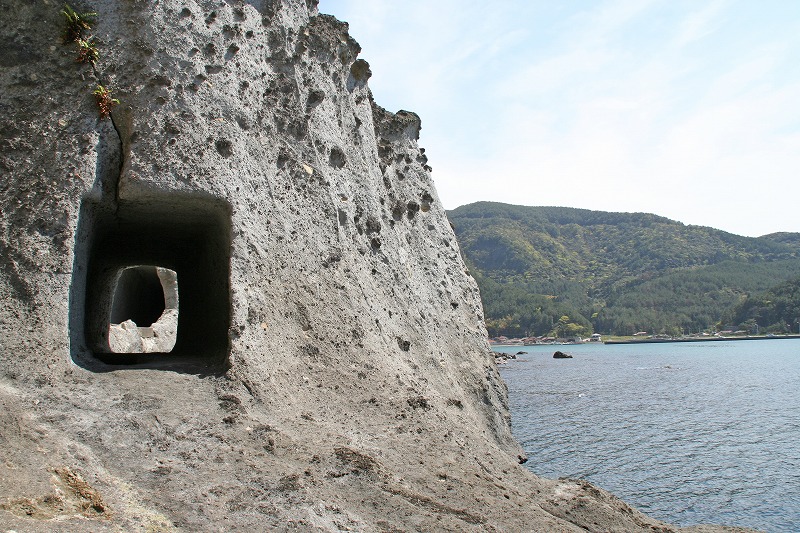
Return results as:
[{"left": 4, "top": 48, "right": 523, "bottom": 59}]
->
[{"left": 449, "top": 202, "right": 800, "bottom": 336}]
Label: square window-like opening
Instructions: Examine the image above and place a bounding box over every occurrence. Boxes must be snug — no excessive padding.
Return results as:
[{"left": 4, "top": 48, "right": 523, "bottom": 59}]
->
[{"left": 71, "top": 195, "right": 231, "bottom": 373}]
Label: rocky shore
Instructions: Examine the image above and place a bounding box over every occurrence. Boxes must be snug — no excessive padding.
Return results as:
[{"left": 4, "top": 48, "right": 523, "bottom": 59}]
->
[{"left": 0, "top": 1, "right": 757, "bottom": 531}]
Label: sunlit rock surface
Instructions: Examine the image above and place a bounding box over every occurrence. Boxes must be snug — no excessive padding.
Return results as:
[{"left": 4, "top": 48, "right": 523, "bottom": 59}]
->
[{"left": 0, "top": 1, "right": 754, "bottom": 531}]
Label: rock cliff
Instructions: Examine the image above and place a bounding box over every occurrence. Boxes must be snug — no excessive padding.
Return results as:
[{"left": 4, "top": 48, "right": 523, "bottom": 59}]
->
[{"left": 0, "top": 1, "right": 752, "bottom": 531}]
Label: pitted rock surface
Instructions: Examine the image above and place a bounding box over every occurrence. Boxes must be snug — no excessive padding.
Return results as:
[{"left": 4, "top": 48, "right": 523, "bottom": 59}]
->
[{"left": 0, "top": 1, "right": 754, "bottom": 531}]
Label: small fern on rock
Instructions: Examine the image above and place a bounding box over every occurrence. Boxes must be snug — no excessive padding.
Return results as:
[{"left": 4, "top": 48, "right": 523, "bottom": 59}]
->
[{"left": 61, "top": 4, "right": 96, "bottom": 44}]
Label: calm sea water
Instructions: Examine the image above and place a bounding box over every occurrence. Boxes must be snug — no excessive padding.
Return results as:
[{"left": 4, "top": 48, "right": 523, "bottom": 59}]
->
[{"left": 496, "top": 340, "right": 800, "bottom": 532}]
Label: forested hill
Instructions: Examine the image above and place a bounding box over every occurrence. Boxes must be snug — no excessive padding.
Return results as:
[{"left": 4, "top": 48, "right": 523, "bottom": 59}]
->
[{"left": 448, "top": 202, "right": 800, "bottom": 337}]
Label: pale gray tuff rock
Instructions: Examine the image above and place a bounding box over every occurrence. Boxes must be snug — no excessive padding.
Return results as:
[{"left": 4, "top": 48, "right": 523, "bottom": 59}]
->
[{"left": 0, "top": 1, "right": 756, "bottom": 531}]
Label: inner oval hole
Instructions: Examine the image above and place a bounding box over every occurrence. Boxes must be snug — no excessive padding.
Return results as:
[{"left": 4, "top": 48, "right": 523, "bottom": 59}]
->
[
  {"left": 110, "top": 266, "right": 166, "bottom": 327},
  {"left": 108, "top": 266, "right": 179, "bottom": 355}
]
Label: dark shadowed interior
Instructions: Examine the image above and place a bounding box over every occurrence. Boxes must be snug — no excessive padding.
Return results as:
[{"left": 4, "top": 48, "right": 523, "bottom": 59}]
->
[
  {"left": 110, "top": 266, "right": 166, "bottom": 327},
  {"left": 74, "top": 194, "right": 231, "bottom": 372}
]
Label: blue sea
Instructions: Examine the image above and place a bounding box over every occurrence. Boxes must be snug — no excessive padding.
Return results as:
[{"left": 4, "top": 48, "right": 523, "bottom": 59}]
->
[{"left": 495, "top": 340, "right": 800, "bottom": 532}]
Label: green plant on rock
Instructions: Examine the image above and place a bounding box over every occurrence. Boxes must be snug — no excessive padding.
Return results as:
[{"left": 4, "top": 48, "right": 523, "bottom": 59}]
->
[
  {"left": 93, "top": 85, "right": 119, "bottom": 119},
  {"left": 61, "top": 3, "right": 96, "bottom": 44},
  {"left": 76, "top": 37, "right": 99, "bottom": 64}
]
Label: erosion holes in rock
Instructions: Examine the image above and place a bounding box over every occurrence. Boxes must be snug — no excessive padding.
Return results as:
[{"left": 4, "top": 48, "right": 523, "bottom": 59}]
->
[
  {"left": 215, "top": 138, "right": 233, "bottom": 158},
  {"left": 349, "top": 59, "right": 371, "bottom": 85},
  {"left": 72, "top": 195, "right": 232, "bottom": 372},
  {"left": 328, "top": 147, "right": 346, "bottom": 169},
  {"left": 406, "top": 201, "right": 420, "bottom": 220},
  {"left": 420, "top": 192, "right": 433, "bottom": 213}
]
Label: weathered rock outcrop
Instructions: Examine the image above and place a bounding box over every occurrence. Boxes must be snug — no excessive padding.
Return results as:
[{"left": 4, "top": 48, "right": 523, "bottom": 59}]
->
[{"left": 0, "top": 1, "right": 753, "bottom": 531}]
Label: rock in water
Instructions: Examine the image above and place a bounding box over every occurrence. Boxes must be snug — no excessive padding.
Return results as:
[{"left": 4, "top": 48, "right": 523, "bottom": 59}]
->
[
  {"left": 554, "top": 350, "right": 574, "bottom": 359},
  {"left": 0, "top": 2, "right": 734, "bottom": 531}
]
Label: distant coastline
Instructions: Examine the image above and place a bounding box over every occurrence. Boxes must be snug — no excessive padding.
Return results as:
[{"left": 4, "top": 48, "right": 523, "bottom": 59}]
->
[
  {"left": 491, "top": 334, "right": 800, "bottom": 347},
  {"left": 604, "top": 334, "right": 800, "bottom": 345}
]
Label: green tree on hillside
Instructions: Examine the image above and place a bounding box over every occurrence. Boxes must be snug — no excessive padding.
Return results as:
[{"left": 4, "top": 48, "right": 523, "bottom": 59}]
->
[
  {"left": 551, "top": 315, "right": 590, "bottom": 339},
  {"left": 726, "top": 276, "right": 800, "bottom": 333},
  {"left": 449, "top": 202, "right": 800, "bottom": 336}
]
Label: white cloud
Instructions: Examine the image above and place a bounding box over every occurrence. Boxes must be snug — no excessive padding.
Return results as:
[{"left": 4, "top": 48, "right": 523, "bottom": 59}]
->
[
  {"left": 672, "top": 0, "right": 728, "bottom": 47},
  {"left": 320, "top": 0, "right": 800, "bottom": 236}
]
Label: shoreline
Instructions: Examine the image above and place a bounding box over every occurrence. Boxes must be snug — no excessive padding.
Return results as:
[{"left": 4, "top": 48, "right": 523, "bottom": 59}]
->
[
  {"left": 490, "top": 334, "right": 800, "bottom": 347},
  {"left": 604, "top": 334, "right": 800, "bottom": 345}
]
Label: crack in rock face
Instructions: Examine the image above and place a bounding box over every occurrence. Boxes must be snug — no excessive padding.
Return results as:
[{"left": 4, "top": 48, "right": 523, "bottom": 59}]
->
[{"left": 0, "top": 1, "right": 731, "bottom": 531}]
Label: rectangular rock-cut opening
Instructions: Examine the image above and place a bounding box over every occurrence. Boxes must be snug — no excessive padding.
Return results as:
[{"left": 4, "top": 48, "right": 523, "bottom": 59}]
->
[{"left": 72, "top": 194, "right": 231, "bottom": 373}]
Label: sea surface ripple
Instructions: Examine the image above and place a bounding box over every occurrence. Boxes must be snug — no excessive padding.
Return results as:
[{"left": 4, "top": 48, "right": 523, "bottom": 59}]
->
[{"left": 497, "top": 340, "right": 800, "bottom": 532}]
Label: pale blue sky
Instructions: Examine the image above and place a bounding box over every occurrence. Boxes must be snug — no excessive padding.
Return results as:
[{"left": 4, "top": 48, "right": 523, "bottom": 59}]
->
[{"left": 319, "top": 0, "right": 800, "bottom": 237}]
